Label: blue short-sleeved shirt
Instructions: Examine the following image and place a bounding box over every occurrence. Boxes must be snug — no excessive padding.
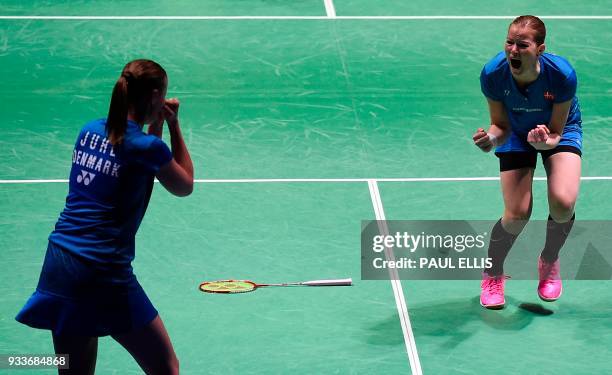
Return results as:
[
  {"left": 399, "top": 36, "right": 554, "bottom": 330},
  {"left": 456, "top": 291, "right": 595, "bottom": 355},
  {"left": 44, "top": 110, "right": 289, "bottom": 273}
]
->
[
  {"left": 48, "top": 119, "right": 172, "bottom": 266},
  {"left": 480, "top": 52, "right": 582, "bottom": 152}
]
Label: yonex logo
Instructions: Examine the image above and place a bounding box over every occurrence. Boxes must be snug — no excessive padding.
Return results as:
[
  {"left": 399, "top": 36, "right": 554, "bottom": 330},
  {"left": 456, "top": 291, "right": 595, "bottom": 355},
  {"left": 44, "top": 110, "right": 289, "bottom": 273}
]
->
[
  {"left": 504, "top": 90, "right": 510, "bottom": 96},
  {"left": 76, "top": 170, "right": 96, "bottom": 185}
]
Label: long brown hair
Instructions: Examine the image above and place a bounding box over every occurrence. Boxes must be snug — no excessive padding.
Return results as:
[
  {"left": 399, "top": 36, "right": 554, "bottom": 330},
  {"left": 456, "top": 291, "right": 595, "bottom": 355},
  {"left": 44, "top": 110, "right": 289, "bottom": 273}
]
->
[
  {"left": 510, "top": 15, "right": 546, "bottom": 45},
  {"left": 106, "top": 59, "right": 167, "bottom": 144}
]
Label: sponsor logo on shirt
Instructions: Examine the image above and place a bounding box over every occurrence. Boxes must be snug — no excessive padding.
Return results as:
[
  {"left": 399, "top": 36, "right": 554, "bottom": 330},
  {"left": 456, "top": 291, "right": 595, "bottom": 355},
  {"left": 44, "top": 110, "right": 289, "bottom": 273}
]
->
[
  {"left": 512, "top": 107, "right": 543, "bottom": 113},
  {"left": 76, "top": 170, "right": 96, "bottom": 185}
]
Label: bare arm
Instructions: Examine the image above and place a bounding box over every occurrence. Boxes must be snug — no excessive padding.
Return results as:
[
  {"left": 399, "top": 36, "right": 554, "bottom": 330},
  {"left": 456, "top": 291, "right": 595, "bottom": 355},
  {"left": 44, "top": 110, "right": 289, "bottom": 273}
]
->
[
  {"left": 473, "top": 98, "right": 511, "bottom": 152},
  {"left": 156, "top": 99, "right": 194, "bottom": 197}
]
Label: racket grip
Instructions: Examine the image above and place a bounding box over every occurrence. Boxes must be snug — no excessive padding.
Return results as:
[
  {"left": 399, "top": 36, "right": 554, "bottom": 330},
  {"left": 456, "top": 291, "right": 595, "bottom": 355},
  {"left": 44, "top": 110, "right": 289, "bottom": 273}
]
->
[{"left": 303, "top": 278, "right": 352, "bottom": 286}]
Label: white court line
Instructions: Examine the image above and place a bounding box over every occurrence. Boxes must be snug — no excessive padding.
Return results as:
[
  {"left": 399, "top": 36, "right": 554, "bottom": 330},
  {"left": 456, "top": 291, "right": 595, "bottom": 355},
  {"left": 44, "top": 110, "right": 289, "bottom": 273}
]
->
[
  {"left": 1, "top": 15, "right": 612, "bottom": 20},
  {"left": 0, "top": 179, "right": 69, "bottom": 184},
  {"left": 2, "top": 176, "right": 612, "bottom": 184},
  {"left": 323, "top": 0, "right": 336, "bottom": 18},
  {"left": 368, "top": 180, "right": 423, "bottom": 375}
]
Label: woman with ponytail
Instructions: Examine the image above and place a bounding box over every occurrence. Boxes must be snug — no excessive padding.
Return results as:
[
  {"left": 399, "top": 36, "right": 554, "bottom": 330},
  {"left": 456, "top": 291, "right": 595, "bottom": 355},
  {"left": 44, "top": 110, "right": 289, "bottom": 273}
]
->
[{"left": 16, "top": 59, "right": 193, "bottom": 374}]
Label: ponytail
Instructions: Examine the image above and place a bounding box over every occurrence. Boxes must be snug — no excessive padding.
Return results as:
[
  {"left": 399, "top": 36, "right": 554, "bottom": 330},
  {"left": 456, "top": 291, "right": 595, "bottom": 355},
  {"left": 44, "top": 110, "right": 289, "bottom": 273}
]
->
[
  {"left": 105, "top": 60, "right": 167, "bottom": 145},
  {"left": 106, "top": 75, "right": 129, "bottom": 145}
]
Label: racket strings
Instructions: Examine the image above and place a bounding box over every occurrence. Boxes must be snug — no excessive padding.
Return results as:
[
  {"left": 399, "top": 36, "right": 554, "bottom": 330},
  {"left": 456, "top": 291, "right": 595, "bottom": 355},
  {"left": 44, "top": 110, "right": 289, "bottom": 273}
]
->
[
  {"left": 199, "top": 280, "right": 256, "bottom": 293},
  {"left": 198, "top": 278, "right": 352, "bottom": 294}
]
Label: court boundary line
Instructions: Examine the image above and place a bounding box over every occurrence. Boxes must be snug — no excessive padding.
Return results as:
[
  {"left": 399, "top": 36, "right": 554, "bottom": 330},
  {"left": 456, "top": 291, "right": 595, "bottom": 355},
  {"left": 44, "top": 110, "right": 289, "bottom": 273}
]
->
[
  {"left": 323, "top": 0, "right": 336, "bottom": 18},
  {"left": 368, "top": 180, "right": 423, "bottom": 375},
  {"left": 1, "top": 176, "right": 612, "bottom": 184},
  {"left": 1, "top": 16, "right": 612, "bottom": 20}
]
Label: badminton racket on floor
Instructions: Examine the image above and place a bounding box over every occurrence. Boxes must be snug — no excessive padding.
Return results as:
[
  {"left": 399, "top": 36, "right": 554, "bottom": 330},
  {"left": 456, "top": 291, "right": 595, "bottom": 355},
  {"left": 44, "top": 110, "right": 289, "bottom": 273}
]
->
[{"left": 199, "top": 278, "right": 352, "bottom": 294}]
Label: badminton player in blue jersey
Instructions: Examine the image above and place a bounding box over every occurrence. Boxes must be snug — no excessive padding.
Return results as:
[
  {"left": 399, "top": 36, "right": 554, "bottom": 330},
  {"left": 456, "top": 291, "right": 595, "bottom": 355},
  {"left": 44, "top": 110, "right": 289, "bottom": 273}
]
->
[
  {"left": 16, "top": 59, "right": 193, "bottom": 374},
  {"left": 473, "top": 16, "right": 582, "bottom": 309}
]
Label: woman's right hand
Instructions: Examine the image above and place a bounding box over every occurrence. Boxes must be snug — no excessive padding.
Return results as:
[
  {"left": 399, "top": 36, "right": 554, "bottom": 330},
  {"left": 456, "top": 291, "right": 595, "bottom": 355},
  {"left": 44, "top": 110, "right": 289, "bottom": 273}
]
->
[
  {"left": 156, "top": 97, "right": 194, "bottom": 197},
  {"left": 473, "top": 128, "right": 495, "bottom": 153}
]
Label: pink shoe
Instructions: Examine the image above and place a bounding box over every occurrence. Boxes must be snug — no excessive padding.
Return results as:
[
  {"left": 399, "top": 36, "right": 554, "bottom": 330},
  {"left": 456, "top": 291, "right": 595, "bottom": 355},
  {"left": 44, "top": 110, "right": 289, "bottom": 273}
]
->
[
  {"left": 480, "top": 273, "right": 507, "bottom": 309},
  {"left": 538, "top": 257, "right": 562, "bottom": 301}
]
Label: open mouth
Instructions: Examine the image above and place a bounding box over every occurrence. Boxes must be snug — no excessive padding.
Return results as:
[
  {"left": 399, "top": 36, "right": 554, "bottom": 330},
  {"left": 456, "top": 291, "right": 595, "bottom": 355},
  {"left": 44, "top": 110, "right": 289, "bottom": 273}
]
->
[{"left": 510, "top": 58, "right": 522, "bottom": 69}]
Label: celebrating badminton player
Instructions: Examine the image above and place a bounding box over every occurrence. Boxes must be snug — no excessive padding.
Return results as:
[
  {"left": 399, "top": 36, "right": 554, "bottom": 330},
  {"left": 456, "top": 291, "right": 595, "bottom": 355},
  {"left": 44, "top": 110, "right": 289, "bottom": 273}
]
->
[
  {"left": 473, "top": 15, "right": 582, "bottom": 309},
  {"left": 16, "top": 59, "right": 193, "bottom": 374}
]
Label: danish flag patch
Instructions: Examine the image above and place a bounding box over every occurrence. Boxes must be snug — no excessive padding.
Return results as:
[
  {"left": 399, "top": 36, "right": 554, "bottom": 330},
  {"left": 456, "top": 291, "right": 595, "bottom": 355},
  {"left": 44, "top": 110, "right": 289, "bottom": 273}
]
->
[{"left": 544, "top": 91, "right": 555, "bottom": 101}]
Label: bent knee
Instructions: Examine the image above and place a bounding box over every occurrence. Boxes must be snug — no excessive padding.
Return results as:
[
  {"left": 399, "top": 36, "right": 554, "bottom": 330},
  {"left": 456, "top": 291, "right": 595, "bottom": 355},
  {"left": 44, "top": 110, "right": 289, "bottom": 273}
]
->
[{"left": 549, "top": 193, "right": 576, "bottom": 217}]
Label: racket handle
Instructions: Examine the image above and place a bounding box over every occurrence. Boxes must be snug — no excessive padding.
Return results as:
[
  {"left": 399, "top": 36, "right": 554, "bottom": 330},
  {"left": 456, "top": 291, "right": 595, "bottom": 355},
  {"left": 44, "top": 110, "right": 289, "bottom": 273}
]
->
[{"left": 302, "top": 278, "right": 352, "bottom": 286}]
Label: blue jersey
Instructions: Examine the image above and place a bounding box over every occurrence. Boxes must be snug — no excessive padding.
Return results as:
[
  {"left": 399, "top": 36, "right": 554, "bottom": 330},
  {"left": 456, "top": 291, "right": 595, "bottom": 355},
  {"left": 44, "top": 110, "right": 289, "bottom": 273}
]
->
[
  {"left": 480, "top": 52, "right": 582, "bottom": 152},
  {"left": 49, "top": 119, "right": 172, "bottom": 266}
]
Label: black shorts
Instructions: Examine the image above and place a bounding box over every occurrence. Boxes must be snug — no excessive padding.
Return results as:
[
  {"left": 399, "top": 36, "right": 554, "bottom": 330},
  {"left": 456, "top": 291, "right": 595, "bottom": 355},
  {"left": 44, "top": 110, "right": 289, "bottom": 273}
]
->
[{"left": 495, "top": 145, "right": 582, "bottom": 172}]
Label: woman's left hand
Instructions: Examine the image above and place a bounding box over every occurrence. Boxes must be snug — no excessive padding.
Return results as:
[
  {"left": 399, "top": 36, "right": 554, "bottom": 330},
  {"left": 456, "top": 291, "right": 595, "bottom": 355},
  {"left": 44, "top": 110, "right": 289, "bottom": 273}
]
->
[
  {"left": 163, "top": 98, "right": 180, "bottom": 127},
  {"left": 527, "top": 125, "right": 550, "bottom": 149},
  {"left": 527, "top": 124, "right": 560, "bottom": 150}
]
